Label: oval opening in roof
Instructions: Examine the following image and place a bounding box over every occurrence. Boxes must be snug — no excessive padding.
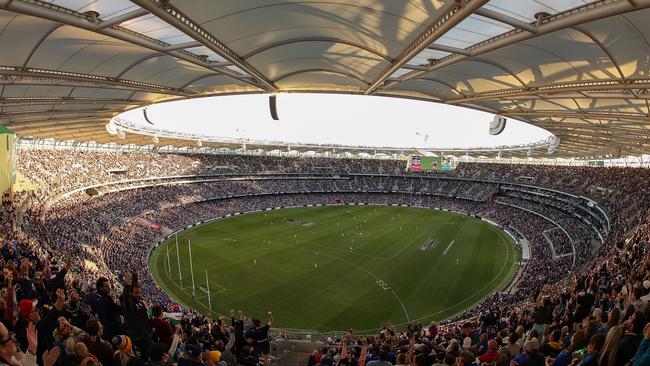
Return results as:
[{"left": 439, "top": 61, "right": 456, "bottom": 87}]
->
[{"left": 113, "top": 93, "right": 553, "bottom": 150}]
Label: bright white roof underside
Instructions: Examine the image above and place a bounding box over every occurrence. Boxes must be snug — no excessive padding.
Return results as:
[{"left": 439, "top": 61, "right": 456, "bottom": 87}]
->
[{"left": 117, "top": 93, "right": 552, "bottom": 150}]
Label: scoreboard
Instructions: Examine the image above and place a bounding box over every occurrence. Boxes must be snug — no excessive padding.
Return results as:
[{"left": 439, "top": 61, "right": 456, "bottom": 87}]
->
[{"left": 407, "top": 155, "right": 453, "bottom": 172}]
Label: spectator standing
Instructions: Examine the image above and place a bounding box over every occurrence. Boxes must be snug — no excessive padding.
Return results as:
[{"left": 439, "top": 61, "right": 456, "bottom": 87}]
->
[
  {"left": 93, "top": 277, "right": 124, "bottom": 341},
  {"left": 245, "top": 311, "right": 272, "bottom": 356},
  {"left": 121, "top": 268, "right": 153, "bottom": 361}
]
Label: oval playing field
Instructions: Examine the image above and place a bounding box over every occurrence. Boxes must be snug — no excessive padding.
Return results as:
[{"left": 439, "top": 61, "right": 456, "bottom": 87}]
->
[{"left": 149, "top": 205, "right": 520, "bottom": 332}]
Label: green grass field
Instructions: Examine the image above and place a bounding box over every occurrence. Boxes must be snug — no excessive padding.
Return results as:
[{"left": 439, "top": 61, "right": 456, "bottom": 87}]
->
[{"left": 149, "top": 205, "right": 520, "bottom": 333}]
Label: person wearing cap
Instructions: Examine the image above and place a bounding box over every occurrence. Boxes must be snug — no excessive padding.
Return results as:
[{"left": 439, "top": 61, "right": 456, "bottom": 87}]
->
[
  {"left": 112, "top": 335, "right": 136, "bottom": 366},
  {"left": 206, "top": 350, "right": 224, "bottom": 366},
  {"left": 15, "top": 299, "right": 39, "bottom": 352},
  {"left": 120, "top": 268, "right": 153, "bottom": 361},
  {"left": 15, "top": 288, "right": 65, "bottom": 366},
  {"left": 507, "top": 338, "right": 544, "bottom": 366}
]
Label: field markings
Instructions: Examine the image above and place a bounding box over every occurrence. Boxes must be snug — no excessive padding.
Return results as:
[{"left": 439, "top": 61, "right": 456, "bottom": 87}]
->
[
  {"left": 154, "top": 245, "right": 228, "bottom": 316},
  {"left": 385, "top": 231, "right": 427, "bottom": 260},
  {"left": 441, "top": 240, "right": 455, "bottom": 255},
  {"left": 303, "top": 242, "right": 388, "bottom": 260},
  {"left": 181, "top": 283, "right": 227, "bottom": 294},
  {"left": 357, "top": 229, "right": 514, "bottom": 332},
  {"left": 153, "top": 207, "right": 519, "bottom": 333},
  {"left": 296, "top": 246, "right": 411, "bottom": 323},
  {"left": 155, "top": 266, "right": 217, "bottom": 316}
]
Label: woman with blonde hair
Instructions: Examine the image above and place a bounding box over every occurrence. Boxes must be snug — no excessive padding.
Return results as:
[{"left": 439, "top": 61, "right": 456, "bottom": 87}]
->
[{"left": 598, "top": 325, "right": 623, "bottom": 366}]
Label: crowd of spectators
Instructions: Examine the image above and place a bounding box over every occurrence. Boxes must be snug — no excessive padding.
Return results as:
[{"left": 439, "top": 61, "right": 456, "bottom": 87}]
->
[{"left": 0, "top": 148, "right": 648, "bottom": 366}]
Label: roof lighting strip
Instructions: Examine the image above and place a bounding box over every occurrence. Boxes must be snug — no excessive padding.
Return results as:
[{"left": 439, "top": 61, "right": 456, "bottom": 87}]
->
[
  {"left": 133, "top": 0, "right": 276, "bottom": 91},
  {"left": 0, "top": 66, "right": 192, "bottom": 94}
]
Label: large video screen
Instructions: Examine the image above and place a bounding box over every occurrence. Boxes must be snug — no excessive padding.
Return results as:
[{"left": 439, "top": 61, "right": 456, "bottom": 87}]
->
[{"left": 407, "top": 155, "right": 453, "bottom": 172}]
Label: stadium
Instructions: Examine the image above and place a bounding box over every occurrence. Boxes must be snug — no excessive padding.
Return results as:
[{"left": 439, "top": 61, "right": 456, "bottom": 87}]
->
[{"left": 0, "top": 1, "right": 649, "bottom": 366}]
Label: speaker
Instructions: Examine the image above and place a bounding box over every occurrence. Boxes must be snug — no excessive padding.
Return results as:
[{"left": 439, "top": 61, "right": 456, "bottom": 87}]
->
[
  {"left": 547, "top": 136, "right": 560, "bottom": 154},
  {"left": 143, "top": 108, "right": 154, "bottom": 125},
  {"left": 489, "top": 115, "right": 507, "bottom": 135},
  {"left": 105, "top": 123, "right": 117, "bottom": 135},
  {"left": 269, "top": 95, "right": 279, "bottom": 120}
]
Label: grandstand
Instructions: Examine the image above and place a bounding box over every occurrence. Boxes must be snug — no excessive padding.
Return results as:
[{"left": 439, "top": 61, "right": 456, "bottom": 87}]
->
[{"left": 0, "top": 1, "right": 650, "bottom": 366}]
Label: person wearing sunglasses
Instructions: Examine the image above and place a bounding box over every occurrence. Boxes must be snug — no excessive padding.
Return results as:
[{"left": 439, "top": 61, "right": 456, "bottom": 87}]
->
[{"left": 0, "top": 322, "right": 59, "bottom": 366}]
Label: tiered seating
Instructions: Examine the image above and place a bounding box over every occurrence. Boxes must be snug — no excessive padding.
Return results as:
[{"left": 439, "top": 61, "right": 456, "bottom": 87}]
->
[{"left": 0, "top": 149, "right": 647, "bottom": 366}]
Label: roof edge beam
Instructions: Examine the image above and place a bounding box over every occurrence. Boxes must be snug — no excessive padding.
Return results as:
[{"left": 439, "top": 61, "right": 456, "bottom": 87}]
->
[
  {"left": 473, "top": 8, "right": 538, "bottom": 33},
  {"left": 402, "top": 64, "right": 430, "bottom": 71},
  {"left": 0, "top": 97, "right": 145, "bottom": 106},
  {"left": 0, "top": 0, "right": 253, "bottom": 86},
  {"left": 0, "top": 109, "right": 118, "bottom": 119},
  {"left": 500, "top": 109, "right": 650, "bottom": 122},
  {"left": 0, "top": 66, "right": 193, "bottom": 96},
  {"left": 163, "top": 41, "right": 202, "bottom": 51},
  {"left": 96, "top": 8, "right": 149, "bottom": 29},
  {"left": 130, "top": 0, "right": 277, "bottom": 92},
  {"left": 427, "top": 43, "right": 471, "bottom": 56},
  {"left": 6, "top": 119, "right": 110, "bottom": 129},
  {"left": 446, "top": 79, "right": 650, "bottom": 104},
  {"left": 364, "top": 0, "right": 489, "bottom": 95},
  {"left": 388, "top": 0, "right": 650, "bottom": 88}
]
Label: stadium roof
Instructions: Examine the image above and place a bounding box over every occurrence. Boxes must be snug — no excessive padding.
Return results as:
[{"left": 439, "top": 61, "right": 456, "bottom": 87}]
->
[{"left": 0, "top": 0, "right": 649, "bottom": 158}]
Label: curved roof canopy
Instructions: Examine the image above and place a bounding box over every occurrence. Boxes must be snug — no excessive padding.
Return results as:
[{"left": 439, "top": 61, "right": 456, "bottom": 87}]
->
[{"left": 0, "top": 0, "right": 649, "bottom": 158}]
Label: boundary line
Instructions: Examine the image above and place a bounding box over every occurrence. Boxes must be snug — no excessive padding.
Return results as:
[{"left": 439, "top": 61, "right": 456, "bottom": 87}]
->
[
  {"left": 295, "top": 246, "right": 411, "bottom": 323},
  {"left": 149, "top": 204, "right": 520, "bottom": 332}
]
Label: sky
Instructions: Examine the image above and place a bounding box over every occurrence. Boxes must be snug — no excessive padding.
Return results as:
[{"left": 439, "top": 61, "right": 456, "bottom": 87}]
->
[{"left": 119, "top": 93, "right": 552, "bottom": 150}]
